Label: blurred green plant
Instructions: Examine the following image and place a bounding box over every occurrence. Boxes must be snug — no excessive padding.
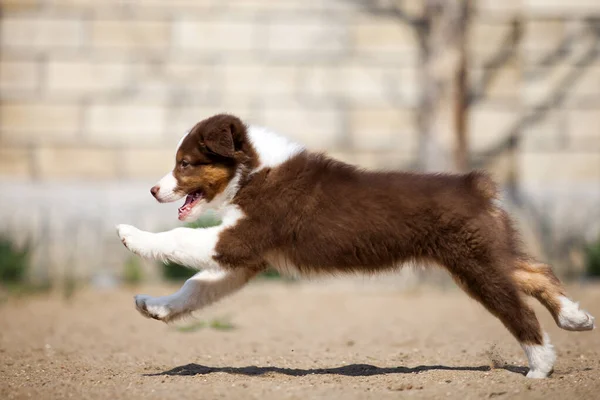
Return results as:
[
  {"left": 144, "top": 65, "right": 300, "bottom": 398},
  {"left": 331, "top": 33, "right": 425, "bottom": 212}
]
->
[
  {"left": 162, "top": 260, "right": 196, "bottom": 281},
  {"left": 123, "top": 255, "right": 144, "bottom": 286},
  {"left": 258, "top": 267, "right": 295, "bottom": 281},
  {"left": 63, "top": 274, "right": 77, "bottom": 301},
  {"left": 174, "top": 316, "right": 236, "bottom": 333},
  {"left": 209, "top": 316, "right": 236, "bottom": 331},
  {"left": 0, "top": 236, "right": 31, "bottom": 284},
  {"left": 183, "top": 213, "right": 222, "bottom": 230},
  {"left": 0, "top": 236, "right": 51, "bottom": 300},
  {"left": 260, "top": 268, "right": 283, "bottom": 280},
  {"left": 174, "top": 320, "right": 206, "bottom": 333},
  {"left": 585, "top": 239, "right": 600, "bottom": 277}
]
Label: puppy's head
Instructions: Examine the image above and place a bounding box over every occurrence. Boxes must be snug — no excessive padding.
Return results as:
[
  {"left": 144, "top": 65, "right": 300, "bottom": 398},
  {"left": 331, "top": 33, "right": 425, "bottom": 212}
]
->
[{"left": 151, "top": 114, "right": 248, "bottom": 221}]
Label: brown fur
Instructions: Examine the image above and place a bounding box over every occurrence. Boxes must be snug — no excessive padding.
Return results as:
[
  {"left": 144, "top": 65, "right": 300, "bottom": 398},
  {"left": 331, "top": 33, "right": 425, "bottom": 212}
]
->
[
  {"left": 513, "top": 261, "right": 567, "bottom": 325},
  {"left": 177, "top": 114, "right": 578, "bottom": 347}
]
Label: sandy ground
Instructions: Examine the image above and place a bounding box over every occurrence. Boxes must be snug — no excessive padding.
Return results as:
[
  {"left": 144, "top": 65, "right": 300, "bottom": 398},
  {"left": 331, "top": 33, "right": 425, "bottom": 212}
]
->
[{"left": 1, "top": 279, "right": 599, "bottom": 400}]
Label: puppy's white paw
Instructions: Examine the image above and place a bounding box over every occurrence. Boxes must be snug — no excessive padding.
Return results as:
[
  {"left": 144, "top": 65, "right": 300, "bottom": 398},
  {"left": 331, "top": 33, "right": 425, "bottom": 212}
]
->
[
  {"left": 557, "top": 297, "right": 595, "bottom": 331},
  {"left": 116, "top": 224, "right": 153, "bottom": 257},
  {"left": 134, "top": 295, "right": 173, "bottom": 321},
  {"left": 526, "top": 369, "right": 550, "bottom": 379}
]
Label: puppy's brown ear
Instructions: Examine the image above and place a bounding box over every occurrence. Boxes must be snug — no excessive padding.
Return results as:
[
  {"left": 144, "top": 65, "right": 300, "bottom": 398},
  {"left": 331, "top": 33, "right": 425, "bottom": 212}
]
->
[
  {"left": 204, "top": 128, "right": 235, "bottom": 158},
  {"left": 203, "top": 115, "right": 245, "bottom": 159}
]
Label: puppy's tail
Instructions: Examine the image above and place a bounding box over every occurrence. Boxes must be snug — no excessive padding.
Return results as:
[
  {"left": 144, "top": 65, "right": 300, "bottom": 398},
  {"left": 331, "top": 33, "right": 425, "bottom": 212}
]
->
[{"left": 465, "top": 171, "right": 498, "bottom": 201}]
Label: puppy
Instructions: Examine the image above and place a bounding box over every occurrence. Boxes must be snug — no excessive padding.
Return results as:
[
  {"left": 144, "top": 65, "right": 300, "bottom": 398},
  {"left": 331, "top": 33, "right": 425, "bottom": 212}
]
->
[{"left": 117, "top": 114, "right": 595, "bottom": 378}]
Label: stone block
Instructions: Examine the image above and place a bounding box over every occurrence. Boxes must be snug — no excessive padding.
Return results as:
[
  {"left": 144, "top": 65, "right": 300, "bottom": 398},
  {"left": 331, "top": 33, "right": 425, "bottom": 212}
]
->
[
  {"left": 340, "top": 64, "right": 395, "bottom": 105},
  {"left": 521, "top": 65, "right": 570, "bottom": 106},
  {"left": 470, "top": 63, "right": 520, "bottom": 101},
  {"left": 469, "top": 105, "right": 518, "bottom": 152},
  {"left": 475, "top": 0, "right": 522, "bottom": 16},
  {"left": 524, "top": 0, "right": 600, "bottom": 16},
  {"left": 521, "top": 109, "right": 566, "bottom": 152},
  {"left": 301, "top": 65, "right": 338, "bottom": 99},
  {"left": 91, "top": 20, "right": 170, "bottom": 50},
  {"left": 566, "top": 66, "right": 600, "bottom": 102},
  {"left": 222, "top": 63, "right": 299, "bottom": 98},
  {"left": 266, "top": 19, "right": 347, "bottom": 56},
  {"left": 173, "top": 20, "right": 255, "bottom": 51},
  {"left": 85, "top": 103, "right": 167, "bottom": 145},
  {"left": 567, "top": 109, "right": 600, "bottom": 151},
  {"left": 47, "top": 0, "right": 212, "bottom": 11},
  {"left": 469, "top": 22, "right": 514, "bottom": 65},
  {"left": 122, "top": 149, "right": 176, "bottom": 179},
  {"left": 522, "top": 20, "right": 565, "bottom": 54},
  {"left": 0, "top": 102, "right": 80, "bottom": 142},
  {"left": 166, "top": 105, "right": 256, "bottom": 142},
  {"left": 0, "top": 147, "right": 32, "bottom": 179},
  {"left": 520, "top": 152, "right": 600, "bottom": 185},
  {"left": 350, "top": 107, "right": 416, "bottom": 153},
  {"left": 353, "top": 17, "right": 416, "bottom": 53},
  {"left": 131, "top": 62, "right": 217, "bottom": 105},
  {"left": 352, "top": 151, "right": 414, "bottom": 170},
  {"left": 35, "top": 146, "right": 119, "bottom": 179},
  {"left": 0, "top": 0, "right": 39, "bottom": 11},
  {"left": 263, "top": 105, "right": 341, "bottom": 150},
  {"left": 224, "top": 0, "right": 323, "bottom": 12},
  {"left": 1, "top": 18, "right": 84, "bottom": 50},
  {"left": 302, "top": 63, "right": 413, "bottom": 106},
  {"left": 0, "top": 60, "right": 39, "bottom": 92},
  {"left": 46, "top": 61, "right": 128, "bottom": 95}
]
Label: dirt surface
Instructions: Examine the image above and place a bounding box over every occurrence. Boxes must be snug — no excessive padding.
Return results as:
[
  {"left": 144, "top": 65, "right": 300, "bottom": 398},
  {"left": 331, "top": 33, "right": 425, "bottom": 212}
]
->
[{"left": 1, "top": 279, "right": 599, "bottom": 400}]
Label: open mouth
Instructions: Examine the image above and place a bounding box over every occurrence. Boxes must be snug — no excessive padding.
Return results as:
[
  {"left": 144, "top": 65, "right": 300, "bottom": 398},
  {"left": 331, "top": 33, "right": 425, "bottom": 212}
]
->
[{"left": 178, "top": 190, "right": 204, "bottom": 221}]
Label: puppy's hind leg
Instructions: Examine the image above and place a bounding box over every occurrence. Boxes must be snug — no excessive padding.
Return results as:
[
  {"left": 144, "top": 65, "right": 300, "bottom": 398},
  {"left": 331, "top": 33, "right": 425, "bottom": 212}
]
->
[
  {"left": 135, "top": 266, "right": 263, "bottom": 322},
  {"left": 447, "top": 260, "right": 554, "bottom": 378},
  {"left": 513, "top": 260, "right": 595, "bottom": 331}
]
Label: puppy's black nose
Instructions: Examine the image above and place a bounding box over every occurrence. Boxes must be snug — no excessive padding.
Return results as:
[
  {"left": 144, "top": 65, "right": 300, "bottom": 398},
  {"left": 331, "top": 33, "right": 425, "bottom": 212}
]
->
[{"left": 150, "top": 185, "right": 160, "bottom": 197}]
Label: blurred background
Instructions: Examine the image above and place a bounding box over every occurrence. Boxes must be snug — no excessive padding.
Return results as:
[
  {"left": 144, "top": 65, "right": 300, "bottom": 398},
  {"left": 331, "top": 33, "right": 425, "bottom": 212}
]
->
[{"left": 0, "top": 0, "right": 599, "bottom": 292}]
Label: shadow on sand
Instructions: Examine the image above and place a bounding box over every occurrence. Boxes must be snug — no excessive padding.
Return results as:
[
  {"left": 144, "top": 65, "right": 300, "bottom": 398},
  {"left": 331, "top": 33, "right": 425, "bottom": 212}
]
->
[{"left": 146, "top": 363, "right": 528, "bottom": 377}]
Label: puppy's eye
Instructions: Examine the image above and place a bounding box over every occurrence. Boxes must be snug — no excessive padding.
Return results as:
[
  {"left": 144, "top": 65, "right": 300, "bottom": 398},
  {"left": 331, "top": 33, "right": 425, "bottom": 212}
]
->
[{"left": 180, "top": 160, "right": 190, "bottom": 168}]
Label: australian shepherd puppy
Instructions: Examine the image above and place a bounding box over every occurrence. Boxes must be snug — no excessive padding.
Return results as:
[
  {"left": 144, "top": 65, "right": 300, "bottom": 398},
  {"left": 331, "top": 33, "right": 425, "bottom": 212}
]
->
[{"left": 117, "top": 114, "right": 594, "bottom": 378}]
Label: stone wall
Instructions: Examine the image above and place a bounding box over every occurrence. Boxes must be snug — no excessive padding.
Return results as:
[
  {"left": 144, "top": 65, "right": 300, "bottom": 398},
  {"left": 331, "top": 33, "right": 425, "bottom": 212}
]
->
[{"left": 1, "top": 0, "right": 599, "bottom": 281}]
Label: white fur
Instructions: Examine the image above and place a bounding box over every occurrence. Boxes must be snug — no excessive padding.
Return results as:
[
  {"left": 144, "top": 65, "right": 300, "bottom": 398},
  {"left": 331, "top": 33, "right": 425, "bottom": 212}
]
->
[
  {"left": 521, "top": 332, "right": 556, "bottom": 379},
  {"left": 116, "top": 205, "right": 244, "bottom": 269},
  {"left": 134, "top": 268, "right": 254, "bottom": 321},
  {"left": 557, "top": 296, "right": 595, "bottom": 331},
  {"left": 247, "top": 126, "right": 305, "bottom": 172},
  {"left": 155, "top": 172, "right": 183, "bottom": 203}
]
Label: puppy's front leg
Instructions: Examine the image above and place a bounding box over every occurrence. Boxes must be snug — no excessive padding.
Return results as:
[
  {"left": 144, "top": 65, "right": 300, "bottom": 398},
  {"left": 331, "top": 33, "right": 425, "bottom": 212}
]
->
[
  {"left": 116, "top": 224, "right": 161, "bottom": 259},
  {"left": 134, "top": 268, "right": 261, "bottom": 322},
  {"left": 116, "top": 224, "right": 224, "bottom": 269}
]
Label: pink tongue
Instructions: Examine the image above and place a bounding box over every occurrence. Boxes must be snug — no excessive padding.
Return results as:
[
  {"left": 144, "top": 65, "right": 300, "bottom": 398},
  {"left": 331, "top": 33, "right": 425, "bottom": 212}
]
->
[
  {"left": 183, "top": 195, "right": 194, "bottom": 207},
  {"left": 178, "top": 195, "right": 194, "bottom": 213}
]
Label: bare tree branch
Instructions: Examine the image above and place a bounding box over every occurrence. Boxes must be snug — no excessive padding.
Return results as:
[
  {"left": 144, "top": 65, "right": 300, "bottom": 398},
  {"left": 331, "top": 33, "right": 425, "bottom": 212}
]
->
[{"left": 472, "top": 23, "right": 599, "bottom": 166}]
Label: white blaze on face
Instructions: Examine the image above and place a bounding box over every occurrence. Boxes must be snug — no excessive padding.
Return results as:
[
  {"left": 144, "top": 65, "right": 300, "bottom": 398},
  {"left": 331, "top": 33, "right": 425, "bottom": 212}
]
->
[
  {"left": 153, "top": 131, "right": 190, "bottom": 203},
  {"left": 155, "top": 172, "right": 184, "bottom": 203}
]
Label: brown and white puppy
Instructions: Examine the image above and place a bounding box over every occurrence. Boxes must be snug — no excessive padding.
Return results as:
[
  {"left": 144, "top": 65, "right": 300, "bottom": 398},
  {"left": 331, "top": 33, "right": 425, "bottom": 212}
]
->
[{"left": 117, "top": 114, "right": 595, "bottom": 379}]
